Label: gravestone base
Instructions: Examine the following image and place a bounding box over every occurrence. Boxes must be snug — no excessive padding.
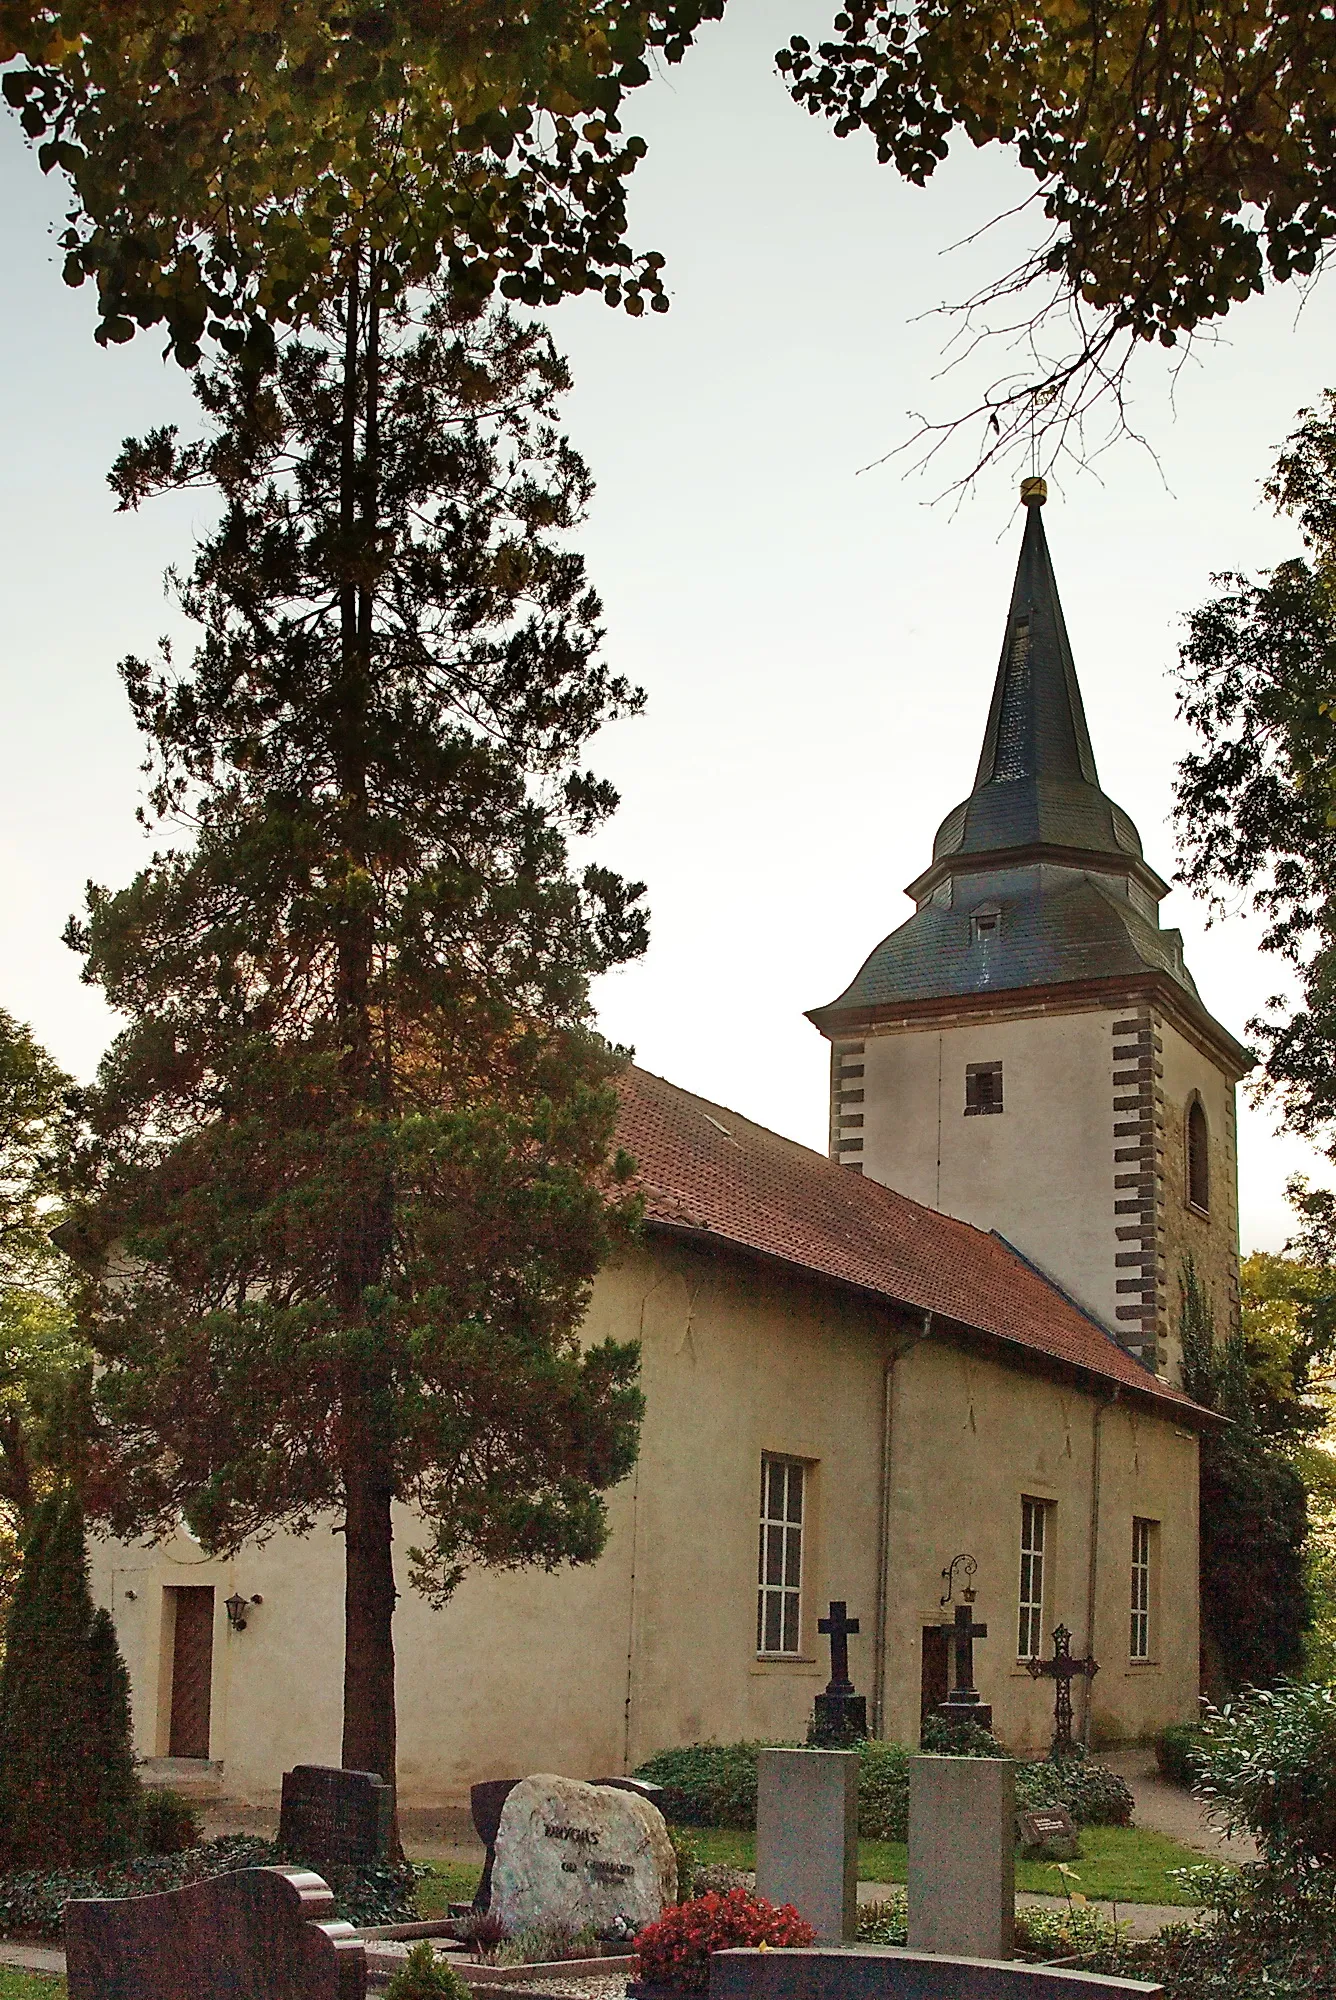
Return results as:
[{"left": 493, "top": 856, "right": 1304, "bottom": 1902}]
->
[
  {"left": 754, "top": 1748, "right": 858, "bottom": 1943},
  {"left": 907, "top": 1755, "right": 1014, "bottom": 1961},
  {"left": 937, "top": 1696, "right": 994, "bottom": 1734},
  {"left": 810, "top": 1694, "right": 868, "bottom": 1748}
]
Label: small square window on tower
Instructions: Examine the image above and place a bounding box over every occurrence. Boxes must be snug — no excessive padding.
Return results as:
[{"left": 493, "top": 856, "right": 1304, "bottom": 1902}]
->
[{"left": 965, "top": 1060, "right": 1004, "bottom": 1116}]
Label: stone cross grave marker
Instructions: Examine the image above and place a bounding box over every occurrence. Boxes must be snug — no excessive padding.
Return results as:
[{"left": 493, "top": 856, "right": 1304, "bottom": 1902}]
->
[
  {"left": 754, "top": 1747, "right": 858, "bottom": 1942},
  {"left": 65, "top": 1866, "right": 366, "bottom": 2000},
  {"left": 490, "top": 1773, "right": 676, "bottom": 1941},
  {"left": 279, "top": 1767, "right": 394, "bottom": 1873},
  {"left": 812, "top": 1601, "right": 868, "bottom": 1747},
  {"left": 907, "top": 1755, "right": 1014, "bottom": 1960},
  {"left": 937, "top": 1601, "right": 992, "bottom": 1732},
  {"left": 1026, "top": 1625, "right": 1099, "bottom": 1757}
]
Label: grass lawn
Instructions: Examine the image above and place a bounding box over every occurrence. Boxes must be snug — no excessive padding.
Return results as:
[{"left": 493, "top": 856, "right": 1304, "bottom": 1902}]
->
[
  {"left": 678, "top": 1824, "right": 1211, "bottom": 1906},
  {"left": 0, "top": 1973, "right": 64, "bottom": 2000},
  {"left": 413, "top": 1858, "right": 484, "bottom": 1918}
]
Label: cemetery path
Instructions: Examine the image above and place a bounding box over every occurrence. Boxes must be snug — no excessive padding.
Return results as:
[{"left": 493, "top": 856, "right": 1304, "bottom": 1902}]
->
[
  {"left": 0, "top": 1943, "right": 65, "bottom": 1974},
  {"left": 1100, "top": 1748, "right": 1258, "bottom": 1864}
]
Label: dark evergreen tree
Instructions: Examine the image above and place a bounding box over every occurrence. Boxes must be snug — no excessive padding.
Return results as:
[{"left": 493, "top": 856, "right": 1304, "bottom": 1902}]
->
[
  {"left": 1180, "top": 1259, "right": 1310, "bottom": 1693},
  {"left": 87, "top": 1605, "right": 143, "bottom": 1861},
  {"left": 70, "top": 283, "right": 647, "bottom": 1799},
  {"left": 0, "top": 1488, "right": 139, "bottom": 1867}
]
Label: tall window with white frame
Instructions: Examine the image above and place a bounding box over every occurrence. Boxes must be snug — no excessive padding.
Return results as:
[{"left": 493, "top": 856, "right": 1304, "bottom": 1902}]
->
[
  {"left": 1018, "top": 1497, "right": 1048, "bottom": 1658},
  {"left": 757, "top": 1455, "right": 805, "bottom": 1656},
  {"left": 1131, "top": 1518, "right": 1153, "bottom": 1660}
]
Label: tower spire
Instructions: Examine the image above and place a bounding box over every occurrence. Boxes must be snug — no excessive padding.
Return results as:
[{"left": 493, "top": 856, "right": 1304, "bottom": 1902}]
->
[{"left": 920, "top": 481, "right": 1144, "bottom": 881}]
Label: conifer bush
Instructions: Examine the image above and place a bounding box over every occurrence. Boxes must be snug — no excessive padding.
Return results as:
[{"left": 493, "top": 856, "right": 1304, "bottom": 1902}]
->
[
  {"left": 0, "top": 1490, "right": 141, "bottom": 1869},
  {"left": 384, "top": 1941, "right": 472, "bottom": 2000}
]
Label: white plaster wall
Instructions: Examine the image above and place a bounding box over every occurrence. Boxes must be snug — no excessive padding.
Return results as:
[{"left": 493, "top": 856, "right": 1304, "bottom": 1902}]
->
[
  {"left": 858, "top": 1008, "right": 1123, "bottom": 1329},
  {"left": 89, "top": 1238, "right": 1200, "bottom": 1803}
]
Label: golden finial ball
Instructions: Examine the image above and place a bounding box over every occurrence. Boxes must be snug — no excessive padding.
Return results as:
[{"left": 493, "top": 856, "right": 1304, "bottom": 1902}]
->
[{"left": 1020, "top": 476, "right": 1047, "bottom": 506}]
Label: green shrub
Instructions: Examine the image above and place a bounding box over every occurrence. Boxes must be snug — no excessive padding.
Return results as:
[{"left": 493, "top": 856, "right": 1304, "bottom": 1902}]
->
[
  {"left": 0, "top": 1491, "right": 141, "bottom": 1870},
  {"left": 384, "top": 1941, "right": 471, "bottom": 2000},
  {"left": 1195, "top": 1680, "right": 1336, "bottom": 1866},
  {"left": 0, "top": 1835, "right": 417, "bottom": 1941},
  {"left": 855, "top": 1741, "right": 910, "bottom": 1841},
  {"left": 1157, "top": 1723, "right": 1207, "bottom": 1789},
  {"left": 1015, "top": 1748, "right": 1134, "bottom": 1828},
  {"left": 857, "top": 1892, "right": 907, "bottom": 1945},
  {"left": 139, "top": 1789, "right": 203, "bottom": 1855},
  {"left": 666, "top": 1826, "right": 700, "bottom": 1903},
  {"left": 633, "top": 1743, "right": 777, "bottom": 1830},
  {"left": 918, "top": 1713, "right": 1007, "bottom": 1757}
]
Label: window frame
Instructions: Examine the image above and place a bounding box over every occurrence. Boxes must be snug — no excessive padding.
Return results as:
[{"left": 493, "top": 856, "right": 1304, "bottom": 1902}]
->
[
  {"left": 965, "top": 1060, "right": 1004, "bottom": 1117},
  {"left": 1130, "top": 1517, "right": 1154, "bottom": 1661},
  {"left": 1186, "top": 1097, "right": 1210, "bottom": 1215},
  {"left": 1017, "top": 1497, "right": 1049, "bottom": 1660},
  {"left": 757, "top": 1455, "right": 806, "bottom": 1659}
]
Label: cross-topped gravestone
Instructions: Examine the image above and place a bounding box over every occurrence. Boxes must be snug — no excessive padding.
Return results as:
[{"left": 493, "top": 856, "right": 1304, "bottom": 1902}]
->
[
  {"left": 1027, "top": 1624, "right": 1099, "bottom": 1757},
  {"left": 938, "top": 1601, "right": 992, "bottom": 1732},
  {"left": 819, "top": 1601, "right": 859, "bottom": 1694},
  {"left": 811, "top": 1601, "right": 867, "bottom": 1746}
]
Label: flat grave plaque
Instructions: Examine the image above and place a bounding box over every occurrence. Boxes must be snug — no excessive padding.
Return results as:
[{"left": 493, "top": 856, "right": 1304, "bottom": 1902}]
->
[
  {"left": 280, "top": 1766, "right": 393, "bottom": 1872},
  {"left": 1016, "top": 1805, "right": 1078, "bottom": 1860}
]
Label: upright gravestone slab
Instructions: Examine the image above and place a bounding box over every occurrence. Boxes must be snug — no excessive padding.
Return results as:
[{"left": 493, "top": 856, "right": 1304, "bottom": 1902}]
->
[
  {"left": 754, "top": 1748, "right": 857, "bottom": 1943},
  {"left": 279, "top": 1767, "right": 393, "bottom": 1873},
  {"left": 490, "top": 1774, "right": 676, "bottom": 1940},
  {"left": 65, "top": 1866, "right": 366, "bottom": 2000},
  {"left": 907, "top": 1756, "right": 1014, "bottom": 1961}
]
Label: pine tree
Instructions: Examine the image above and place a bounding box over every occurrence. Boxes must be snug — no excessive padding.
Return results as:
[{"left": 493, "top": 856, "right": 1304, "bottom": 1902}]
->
[
  {"left": 72, "top": 283, "right": 647, "bottom": 1797},
  {"left": 0, "top": 1490, "right": 105, "bottom": 1867},
  {"left": 87, "top": 1606, "right": 143, "bottom": 1862}
]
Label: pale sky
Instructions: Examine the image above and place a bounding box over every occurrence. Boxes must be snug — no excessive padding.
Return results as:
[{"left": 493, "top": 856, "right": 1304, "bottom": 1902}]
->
[{"left": 3, "top": 0, "right": 1336, "bottom": 1253}]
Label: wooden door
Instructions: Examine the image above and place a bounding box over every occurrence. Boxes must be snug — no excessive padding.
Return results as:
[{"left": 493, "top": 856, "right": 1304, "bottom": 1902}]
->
[
  {"left": 168, "top": 1587, "right": 215, "bottom": 1758},
  {"left": 920, "top": 1624, "right": 950, "bottom": 1739}
]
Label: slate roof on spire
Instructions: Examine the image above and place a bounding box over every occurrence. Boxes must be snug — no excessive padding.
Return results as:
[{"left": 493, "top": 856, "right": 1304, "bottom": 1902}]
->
[
  {"left": 808, "top": 490, "right": 1251, "bottom": 1071},
  {"left": 930, "top": 490, "right": 1145, "bottom": 870}
]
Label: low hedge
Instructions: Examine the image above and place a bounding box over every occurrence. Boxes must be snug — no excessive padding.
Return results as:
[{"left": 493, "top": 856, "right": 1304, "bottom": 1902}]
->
[
  {"left": 1156, "top": 1724, "right": 1207, "bottom": 1790},
  {"left": 0, "top": 1834, "right": 418, "bottom": 1940},
  {"left": 635, "top": 1736, "right": 1132, "bottom": 1839}
]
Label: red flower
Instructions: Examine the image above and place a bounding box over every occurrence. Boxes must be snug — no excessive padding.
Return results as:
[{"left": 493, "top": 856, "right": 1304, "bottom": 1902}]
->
[{"left": 633, "top": 1889, "right": 815, "bottom": 1994}]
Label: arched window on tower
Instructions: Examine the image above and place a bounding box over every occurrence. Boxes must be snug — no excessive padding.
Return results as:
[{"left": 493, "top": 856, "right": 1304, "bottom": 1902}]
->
[{"left": 1187, "top": 1098, "right": 1210, "bottom": 1214}]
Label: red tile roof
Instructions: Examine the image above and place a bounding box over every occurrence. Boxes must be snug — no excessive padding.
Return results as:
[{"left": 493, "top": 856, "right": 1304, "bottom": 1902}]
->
[{"left": 616, "top": 1066, "right": 1207, "bottom": 1422}]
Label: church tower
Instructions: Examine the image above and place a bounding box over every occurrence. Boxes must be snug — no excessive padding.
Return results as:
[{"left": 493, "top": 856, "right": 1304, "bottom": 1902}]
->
[{"left": 809, "top": 481, "right": 1250, "bottom": 1385}]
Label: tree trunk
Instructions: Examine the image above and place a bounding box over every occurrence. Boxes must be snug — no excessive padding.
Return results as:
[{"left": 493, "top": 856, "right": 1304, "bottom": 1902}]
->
[
  {"left": 340, "top": 1447, "right": 398, "bottom": 1784},
  {"left": 331, "top": 244, "right": 401, "bottom": 1836}
]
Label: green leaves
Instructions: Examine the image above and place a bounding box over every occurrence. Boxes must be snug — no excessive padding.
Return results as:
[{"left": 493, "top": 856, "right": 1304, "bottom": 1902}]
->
[{"left": 2, "top": 0, "right": 724, "bottom": 363}]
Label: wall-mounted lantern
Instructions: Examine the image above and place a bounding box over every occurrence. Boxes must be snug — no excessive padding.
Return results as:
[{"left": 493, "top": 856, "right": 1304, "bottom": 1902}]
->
[{"left": 225, "top": 1592, "right": 252, "bottom": 1633}]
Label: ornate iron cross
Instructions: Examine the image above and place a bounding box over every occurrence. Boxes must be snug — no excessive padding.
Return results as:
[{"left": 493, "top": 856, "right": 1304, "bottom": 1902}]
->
[
  {"left": 1027, "top": 1623, "right": 1099, "bottom": 1755},
  {"left": 818, "top": 1600, "right": 860, "bottom": 1695}
]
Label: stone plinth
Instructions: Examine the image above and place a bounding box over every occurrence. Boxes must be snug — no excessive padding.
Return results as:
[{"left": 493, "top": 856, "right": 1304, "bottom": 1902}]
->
[
  {"left": 754, "top": 1748, "right": 857, "bottom": 1943},
  {"left": 811, "top": 1694, "right": 868, "bottom": 1748},
  {"left": 65, "top": 1866, "right": 366, "bottom": 2000},
  {"left": 907, "top": 1756, "right": 1014, "bottom": 1960},
  {"left": 710, "top": 1945, "right": 1164, "bottom": 1999},
  {"left": 490, "top": 1774, "right": 675, "bottom": 1941}
]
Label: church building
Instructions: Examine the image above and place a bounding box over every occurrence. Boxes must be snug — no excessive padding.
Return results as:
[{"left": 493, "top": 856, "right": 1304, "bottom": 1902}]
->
[{"left": 94, "top": 483, "right": 1245, "bottom": 1805}]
